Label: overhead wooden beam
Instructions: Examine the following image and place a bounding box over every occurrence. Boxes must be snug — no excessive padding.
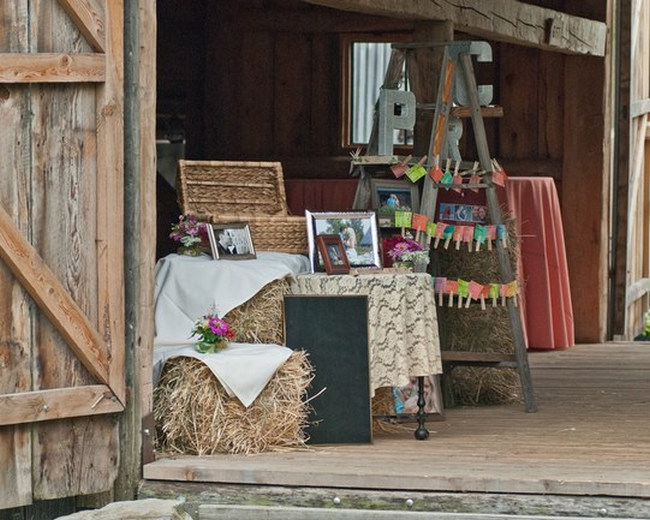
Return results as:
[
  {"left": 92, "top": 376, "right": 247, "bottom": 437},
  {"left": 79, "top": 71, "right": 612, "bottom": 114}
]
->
[
  {"left": 57, "top": 0, "right": 106, "bottom": 53},
  {"left": 0, "top": 204, "right": 109, "bottom": 385},
  {"left": 300, "top": 0, "right": 607, "bottom": 56},
  {"left": 0, "top": 386, "right": 123, "bottom": 426},
  {"left": 0, "top": 53, "right": 105, "bottom": 82}
]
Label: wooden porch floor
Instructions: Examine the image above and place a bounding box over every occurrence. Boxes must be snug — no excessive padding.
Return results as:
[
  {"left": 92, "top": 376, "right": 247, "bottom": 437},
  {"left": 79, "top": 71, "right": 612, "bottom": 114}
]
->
[{"left": 142, "top": 343, "right": 650, "bottom": 511}]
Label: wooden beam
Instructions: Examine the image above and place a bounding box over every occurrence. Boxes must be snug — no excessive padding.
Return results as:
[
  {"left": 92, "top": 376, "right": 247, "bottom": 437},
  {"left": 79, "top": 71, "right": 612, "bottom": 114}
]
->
[
  {"left": 626, "top": 277, "right": 650, "bottom": 306},
  {"left": 0, "top": 53, "right": 105, "bottom": 82},
  {"left": 57, "top": 0, "right": 106, "bottom": 53},
  {"left": 632, "top": 98, "right": 650, "bottom": 119},
  {"left": 627, "top": 114, "right": 648, "bottom": 254},
  {"left": 0, "top": 204, "right": 109, "bottom": 385},
  {"left": 0, "top": 386, "right": 123, "bottom": 426},
  {"left": 97, "top": 0, "right": 126, "bottom": 404},
  {"left": 301, "top": 0, "right": 606, "bottom": 56}
]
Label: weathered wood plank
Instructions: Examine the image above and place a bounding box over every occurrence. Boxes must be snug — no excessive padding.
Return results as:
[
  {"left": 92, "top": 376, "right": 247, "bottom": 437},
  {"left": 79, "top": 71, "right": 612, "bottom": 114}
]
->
[
  {"left": 117, "top": 0, "right": 157, "bottom": 499},
  {"left": 0, "top": 203, "right": 108, "bottom": 384},
  {"left": 310, "top": 33, "right": 337, "bottom": 155},
  {"left": 0, "top": 385, "right": 123, "bottom": 426},
  {"left": 56, "top": 0, "right": 105, "bottom": 53},
  {"left": 300, "top": 0, "right": 607, "bottom": 56},
  {"left": 0, "top": 1, "right": 32, "bottom": 510},
  {"left": 97, "top": 0, "right": 125, "bottom": 404},
  {"left": 141, "top": 481, "right": 650, "bottom": 520},
  {"left": 29, "top": 0, "right": 119, "bottom": 501},
  {"left": 240, "top": 30, "right": 274, "bottom": 157},
  {"left": 274, "top": 32, "right": 312, "bottom": 156},
  {"left": 0, "top": 53, "right": 105, "bottom": 82},
  {"left": 562, "top": 54, "right": 607, "bottom": 342},
  {"left": 498, "top": 44, "right": 539, "bottom": 159},
  {"left": 612, "top": 0, "right": 632, "bottom": 337},
  {"left": 143, "top": 344, "right": 650, "bottom": 499}
]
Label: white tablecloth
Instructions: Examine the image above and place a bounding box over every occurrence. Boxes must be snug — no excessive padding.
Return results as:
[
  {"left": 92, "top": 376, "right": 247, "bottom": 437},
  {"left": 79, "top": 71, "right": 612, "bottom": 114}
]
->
[
  {"left": 153, "top": 251, "right": 310, "bottom": 406},
  {"left": 153, "top": 343, "right": 293, "bottom": 408},
  {"left": 154, "top": 251, "right": 310, "bottom": 345}
]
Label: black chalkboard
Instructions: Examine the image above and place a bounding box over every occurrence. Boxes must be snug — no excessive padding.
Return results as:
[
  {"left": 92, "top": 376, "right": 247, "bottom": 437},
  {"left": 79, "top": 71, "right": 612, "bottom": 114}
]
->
[{"left": 284, "top": 295, "right": 372, "bottom": 444}]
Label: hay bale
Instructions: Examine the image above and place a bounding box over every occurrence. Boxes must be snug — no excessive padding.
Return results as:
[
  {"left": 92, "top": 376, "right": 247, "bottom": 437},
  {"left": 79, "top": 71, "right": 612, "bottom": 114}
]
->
[
  {"left": 153, "top": 351, "right": 313, "bottom": 455},
  {"left": 435, "top": 216, "right": 522, "bottom": 405},
  {"left": 224, "top": 278, "right": 290, "bottom": 345}
]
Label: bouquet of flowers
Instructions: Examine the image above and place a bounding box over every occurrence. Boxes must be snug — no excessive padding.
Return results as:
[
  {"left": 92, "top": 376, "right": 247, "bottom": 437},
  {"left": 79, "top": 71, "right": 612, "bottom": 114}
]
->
[
  {"left": 170, "top": 213, "right": 205, "bottom": 255},
  {"left": 385, "top": 234, "right": 430, "bottom": 270},
  {"left": 191, "top": 310, "right": 236, "bottom": 353}
]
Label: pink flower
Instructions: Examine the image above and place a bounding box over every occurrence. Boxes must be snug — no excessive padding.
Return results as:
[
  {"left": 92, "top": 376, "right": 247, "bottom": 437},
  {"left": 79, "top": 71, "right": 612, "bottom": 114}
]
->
[{"left": 388, "top": 237, "right": 423, "bottom": 260}]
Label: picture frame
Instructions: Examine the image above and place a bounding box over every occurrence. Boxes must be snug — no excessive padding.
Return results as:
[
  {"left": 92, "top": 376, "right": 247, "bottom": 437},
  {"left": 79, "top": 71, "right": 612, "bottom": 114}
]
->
[
  {"left": 370, "top": 178, "right": 420, "bottom": 228},
  {"left": 306, "top": 211, "right": 381, "bottom": 272},
  {"left": 316, "top": 234, "right": 350, "bottom": 275},
  {"left": 206, "top": 222, "right": 256, "bottom": 260},
  {"left": 439, "top": 203, "right": 488, "bottom": 224}
]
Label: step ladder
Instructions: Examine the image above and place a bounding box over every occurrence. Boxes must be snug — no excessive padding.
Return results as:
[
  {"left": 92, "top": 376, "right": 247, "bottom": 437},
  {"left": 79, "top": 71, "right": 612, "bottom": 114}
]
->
[{"left": 353, "top": 40, "right": 537, "bottom": 413}]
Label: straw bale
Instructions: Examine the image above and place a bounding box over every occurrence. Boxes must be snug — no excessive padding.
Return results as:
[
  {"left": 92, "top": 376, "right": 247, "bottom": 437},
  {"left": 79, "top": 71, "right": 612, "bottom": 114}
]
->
[
  {"left": 224, "top": 278, "right": 290, "bottom": 345},
  {"left": 437, "top": 305, "right": 522, "bottom": 405},
  {"left": 435, "top": 216, "right": 522, "bottom": 405},
  {"left": 153, "top": 351, "right": 313, "bottom": 455}
]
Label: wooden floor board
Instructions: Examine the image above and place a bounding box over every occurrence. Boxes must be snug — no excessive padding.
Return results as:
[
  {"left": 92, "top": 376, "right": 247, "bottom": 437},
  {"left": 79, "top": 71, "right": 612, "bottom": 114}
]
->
[{"left": 143, "top": 343, "right": 650, "bottom": 498}]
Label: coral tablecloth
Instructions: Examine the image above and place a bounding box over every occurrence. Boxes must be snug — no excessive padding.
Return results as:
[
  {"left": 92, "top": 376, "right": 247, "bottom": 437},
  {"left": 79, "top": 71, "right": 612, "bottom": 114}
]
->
[
  {"left": 505, "top": 177, "right": 575, "bottom": 350},
  {"left": 292, "top": 272, "right": 442, "bottom": 391}
]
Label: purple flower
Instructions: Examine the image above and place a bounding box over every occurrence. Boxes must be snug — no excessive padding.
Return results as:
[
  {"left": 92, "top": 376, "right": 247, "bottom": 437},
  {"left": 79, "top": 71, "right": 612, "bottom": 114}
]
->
[{"left": 208, "top": 316, "right": 229, "bottom": 336}]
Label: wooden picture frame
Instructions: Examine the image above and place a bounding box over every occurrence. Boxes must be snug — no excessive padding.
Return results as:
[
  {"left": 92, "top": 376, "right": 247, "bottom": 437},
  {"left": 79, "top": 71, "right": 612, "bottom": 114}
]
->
[
  {"left": 316, "top": 235, "right": 350, "bottom": 275},
  {"left": 371, "top": 178, "right": 420, "bottom": 228},
  {"left": 305, "top": 210, "right": 381, "bottom": 272},
  {"left": 206, "top": 222, "right": 256, "bottom": 260}
]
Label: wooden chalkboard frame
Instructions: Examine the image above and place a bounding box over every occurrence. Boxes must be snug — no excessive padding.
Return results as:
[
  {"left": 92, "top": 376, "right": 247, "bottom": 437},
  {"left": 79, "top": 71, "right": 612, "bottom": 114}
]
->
[{"left": 284, "top": 295, "right": 372, "bottom": 444}]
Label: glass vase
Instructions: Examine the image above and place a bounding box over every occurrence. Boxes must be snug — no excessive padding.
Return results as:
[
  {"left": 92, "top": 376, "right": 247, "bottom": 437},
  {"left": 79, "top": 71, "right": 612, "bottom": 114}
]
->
[{"left": 177, "top": 245, "right": 202, "bottom": 256}]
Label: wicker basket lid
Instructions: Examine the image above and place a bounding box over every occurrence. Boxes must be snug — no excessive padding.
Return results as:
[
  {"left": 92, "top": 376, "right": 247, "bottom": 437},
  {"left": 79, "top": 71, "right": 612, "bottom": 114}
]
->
[{"left": 177, "top": 160, "right": 289, "bottom": 217}]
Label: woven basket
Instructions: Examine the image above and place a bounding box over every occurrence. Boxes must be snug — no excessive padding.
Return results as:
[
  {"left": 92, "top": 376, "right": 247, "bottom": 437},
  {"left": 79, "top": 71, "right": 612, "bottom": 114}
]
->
[
  {"left": 177, "top": 160, "right": 307, "bottom": 254},
  {"left": 210, "top": 214, "right": 308, "bottom": 255},
  {"left": 177, "top": 160, "right": 289, "bottom": 216}
]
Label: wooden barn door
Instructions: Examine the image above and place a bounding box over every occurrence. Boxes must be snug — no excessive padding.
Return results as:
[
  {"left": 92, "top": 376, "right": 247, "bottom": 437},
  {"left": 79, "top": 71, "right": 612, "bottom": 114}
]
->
[
  {"left": 0, "top": 1, "right": 124, "bottom": 509},
  {"left": 613, "top": 0, "right": 650, "bottom": 338}
]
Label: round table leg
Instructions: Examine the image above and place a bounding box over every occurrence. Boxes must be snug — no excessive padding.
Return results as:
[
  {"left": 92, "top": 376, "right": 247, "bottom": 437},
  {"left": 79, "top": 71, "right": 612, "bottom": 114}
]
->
[{"left": 414, "top": 375, "right": 430, "bottom": 440}]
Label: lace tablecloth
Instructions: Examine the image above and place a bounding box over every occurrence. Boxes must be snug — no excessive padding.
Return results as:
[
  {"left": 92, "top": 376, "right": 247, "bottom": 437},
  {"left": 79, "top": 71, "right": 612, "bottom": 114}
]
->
[{"left": 292, "top": 272, "right": 442, "bottom": 391}]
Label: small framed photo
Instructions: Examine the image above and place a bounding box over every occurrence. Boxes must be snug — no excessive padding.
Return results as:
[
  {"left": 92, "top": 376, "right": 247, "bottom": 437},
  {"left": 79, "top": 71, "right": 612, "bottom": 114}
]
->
[
  {"left": 306, "top": 210, "right": 381, "bottom": 272},
  {"left": 371, "top": 178, "right": 420, "bottom": 228},
  {"left": 316, "top": 235, "right": 350, "bottom": 275},
  {"left": 206, "top": 222, "right": 256, "bottom": 260}
]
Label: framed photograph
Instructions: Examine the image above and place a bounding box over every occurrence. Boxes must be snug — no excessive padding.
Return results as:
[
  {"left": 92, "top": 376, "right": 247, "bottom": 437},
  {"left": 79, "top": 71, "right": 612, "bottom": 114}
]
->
[
  {"left": 206, "top": 222, "right": 256, "bottom": 260},
  {"left": 439, "top": 203, "right": 488, "bottom": 224},
  {"left": 316, "top": 235, "right": 350, "bottom": 275},
  {"left": 306, "top": 211, "right": 381, "bottom": 272},
  {"left": 371, "top": 178, "right": 420, "bottom": 228}
]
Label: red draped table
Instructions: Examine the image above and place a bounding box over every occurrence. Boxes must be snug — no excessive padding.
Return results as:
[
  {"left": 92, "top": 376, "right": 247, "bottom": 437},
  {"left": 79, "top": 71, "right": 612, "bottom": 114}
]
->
[{"left": 505, "top": 177, "right": 575, "bottom": 350}]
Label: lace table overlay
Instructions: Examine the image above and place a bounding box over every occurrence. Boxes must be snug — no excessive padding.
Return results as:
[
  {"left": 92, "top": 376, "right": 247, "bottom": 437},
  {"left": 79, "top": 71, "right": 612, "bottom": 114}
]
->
[{"left": 293, "top": 273, "right": 442, "bottom": 392}]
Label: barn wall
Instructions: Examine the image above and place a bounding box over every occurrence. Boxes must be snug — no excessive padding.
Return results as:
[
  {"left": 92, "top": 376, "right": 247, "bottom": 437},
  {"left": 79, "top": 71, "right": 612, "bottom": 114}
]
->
[{"left": 155, "top": 0, "right": 608, "bottom": 341}]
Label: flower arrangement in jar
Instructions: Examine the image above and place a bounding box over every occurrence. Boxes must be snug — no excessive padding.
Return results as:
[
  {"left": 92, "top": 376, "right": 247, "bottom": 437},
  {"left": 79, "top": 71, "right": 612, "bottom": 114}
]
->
[
  {"left": 386, "top": 234, "right": 430, "bottom": 272},
  {"left": 169, "top": 213, "right": 205, "bottom": 256},
  {"left": 191, "top": 310, "right": 236, "bottom": 353}
]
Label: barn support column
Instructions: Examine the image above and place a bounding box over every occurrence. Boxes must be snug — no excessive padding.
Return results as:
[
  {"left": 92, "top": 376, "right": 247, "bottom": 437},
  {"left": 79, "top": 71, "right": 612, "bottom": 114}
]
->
[{"left": 118, "top": 0, "right": 157, "bottom": 500}]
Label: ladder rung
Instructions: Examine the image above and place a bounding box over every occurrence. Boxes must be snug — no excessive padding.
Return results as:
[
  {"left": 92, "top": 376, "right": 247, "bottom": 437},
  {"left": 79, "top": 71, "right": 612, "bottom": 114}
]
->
[{"left": 434, "top": 182, "right": 490, "bottom": 189}]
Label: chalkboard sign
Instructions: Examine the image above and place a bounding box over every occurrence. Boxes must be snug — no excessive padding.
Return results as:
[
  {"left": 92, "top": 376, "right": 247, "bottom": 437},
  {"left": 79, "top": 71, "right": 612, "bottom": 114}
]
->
[{"left": 284, "top": 295, "right": 371, "bottom": 444}]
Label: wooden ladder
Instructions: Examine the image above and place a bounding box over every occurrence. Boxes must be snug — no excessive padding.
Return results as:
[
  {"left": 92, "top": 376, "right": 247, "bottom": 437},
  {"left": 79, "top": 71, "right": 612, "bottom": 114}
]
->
[{"left": 354, "top": 41, "right": 537, "bottom": 413}]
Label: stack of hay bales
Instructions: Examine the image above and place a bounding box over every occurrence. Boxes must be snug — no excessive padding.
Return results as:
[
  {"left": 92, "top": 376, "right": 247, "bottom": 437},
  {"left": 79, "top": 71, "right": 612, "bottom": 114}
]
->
[
  {"left": 435, "top": 216, "right": 523, "bottom": 405},
  {"left": 153, "top": 278, "right": 314, "bottom": 455}
]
